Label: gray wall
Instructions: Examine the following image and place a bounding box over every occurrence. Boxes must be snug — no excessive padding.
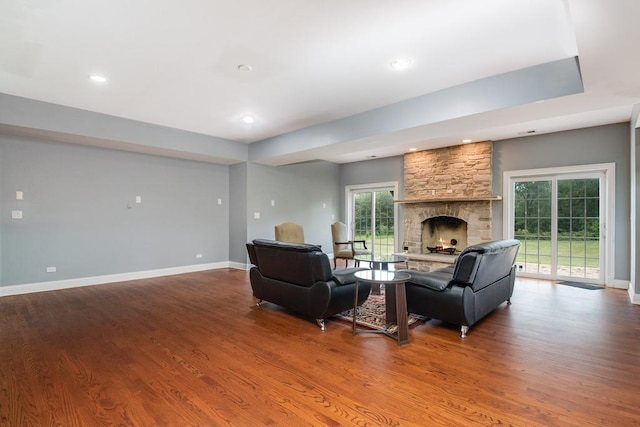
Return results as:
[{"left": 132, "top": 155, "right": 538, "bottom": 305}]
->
[
  {"left": 339, "top": 155, "right": 405, "bottom": 244},
  {"left": 245, "top": 161, "right": 341, "bottom": 251},
  {"left": 1, "top": 122, "right": 633, "bottom": 289},
  {"left": 492, "top": 123, "right": 631, "bottom": 281},
  {"left": 339, "top": 155, "right": 404, "bottom": 218},
  {"left": 229, "top": 162, "right": 248, "bottom": 264},
  {"left": 1, "top": 136, "right": 229, "bottom": 286}
]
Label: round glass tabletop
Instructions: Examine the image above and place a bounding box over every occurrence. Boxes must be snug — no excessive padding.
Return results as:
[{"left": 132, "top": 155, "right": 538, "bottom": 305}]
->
[
  {"left": 354, "top": 254, "right": 408, "bottom": 264},
  {"left": 354, "top": 269, "right": 410, "bottom": 284}
]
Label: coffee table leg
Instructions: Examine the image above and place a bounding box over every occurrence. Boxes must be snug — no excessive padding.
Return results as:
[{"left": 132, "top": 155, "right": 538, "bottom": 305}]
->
[
  {"left": 385, "top": 284, "right": 397, "bottom": 328},
  {"left": 395, "top": 283, "right": 409, "bottom": 345},
  {"left": 353, "top": 280, "right": 359, "bottom": 334},
  {"left": 371, "top": 261, "right": 381, "bottom": 295}
]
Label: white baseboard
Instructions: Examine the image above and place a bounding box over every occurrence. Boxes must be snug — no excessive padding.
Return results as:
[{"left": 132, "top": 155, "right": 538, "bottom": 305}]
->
[
  {"left": 229, "top": 261, "right": 251, "bottom": 270},
  {"left": 609, "top": 279, "right": 629, "bottom": 289},
  {"left": 0, "top": 262, "right": 245, "bottom": 297}
]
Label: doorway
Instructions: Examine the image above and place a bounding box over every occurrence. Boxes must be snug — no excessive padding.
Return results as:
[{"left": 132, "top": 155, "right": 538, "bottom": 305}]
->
[
  {"left": 504, "top": 164, "right": 614, "bottom": 285},
  {"left": 346, "top": 182, "right": 399, "bottom": 257}
]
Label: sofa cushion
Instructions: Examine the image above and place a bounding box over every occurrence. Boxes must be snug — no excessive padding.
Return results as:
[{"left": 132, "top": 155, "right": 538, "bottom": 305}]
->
[
  {"left": 453, "top": 239, "right": 520, "bottom": 291},
  {"left": 252, "top": 238, "right": 322, "bottom": 253},
  {"left": 400, "top": 266, "right": 454, "bottom": 292}
]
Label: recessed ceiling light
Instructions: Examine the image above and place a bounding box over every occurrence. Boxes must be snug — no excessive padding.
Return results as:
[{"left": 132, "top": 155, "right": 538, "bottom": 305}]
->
[
  {"left": 242, "top": 115, "right": 255, "bottom": 124},
  {"left": 88, "top": 74, "right": 108, "bottom": 83},
  {"left": 237, "top": 64, "right": 252, "bottom": 72},
  {"left": 462, "top": 139, "right": 473, "bottom": 143},
  {"left": 390, "top": 57, "right": 413, "bottom": 71}
]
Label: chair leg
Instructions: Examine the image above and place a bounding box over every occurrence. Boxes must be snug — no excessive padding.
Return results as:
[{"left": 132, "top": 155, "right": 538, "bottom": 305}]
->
[{"left": 316, "top": 319, "right": 326, "bottom": 331}]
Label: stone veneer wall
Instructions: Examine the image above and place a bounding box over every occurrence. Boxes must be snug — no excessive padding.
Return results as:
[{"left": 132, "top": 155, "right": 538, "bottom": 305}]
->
[
  {"left": 404, "top": 141, "right": 493, "bottom": 199},
  {"left": 402, "top": 141, "right": 495, "bottom": 270}
]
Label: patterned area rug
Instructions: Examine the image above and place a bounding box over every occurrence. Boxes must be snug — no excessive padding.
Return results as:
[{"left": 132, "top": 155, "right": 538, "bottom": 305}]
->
[{"left": 333, "top": 291, "right": 424, "bottom": 333}]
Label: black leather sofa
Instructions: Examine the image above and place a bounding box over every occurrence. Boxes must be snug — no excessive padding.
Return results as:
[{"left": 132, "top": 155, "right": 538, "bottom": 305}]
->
[
  {"left": 246, "top": 239, "right": 371, "bottom": 330},
  {"left": 400, "top": 239, "right": 520, "bottom": 338}
]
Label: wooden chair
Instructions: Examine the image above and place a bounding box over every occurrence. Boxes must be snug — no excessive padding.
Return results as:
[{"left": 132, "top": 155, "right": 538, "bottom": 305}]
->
[{"left": 331, "top": 221, "right": 370, "bottom": 269}]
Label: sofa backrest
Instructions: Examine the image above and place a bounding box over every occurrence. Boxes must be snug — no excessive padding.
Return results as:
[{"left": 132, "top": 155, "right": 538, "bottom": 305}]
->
[
  {"left": 249, "top": 239, "right": 334, "bottom": 287},
  {"left": 452, "top": 239, "right": 520, "bottom": 291}
]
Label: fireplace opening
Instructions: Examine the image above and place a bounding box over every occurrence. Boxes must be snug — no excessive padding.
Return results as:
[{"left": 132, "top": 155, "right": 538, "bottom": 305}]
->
[{"left": 421, "top": 216, "right": 468, "bottom": 254}]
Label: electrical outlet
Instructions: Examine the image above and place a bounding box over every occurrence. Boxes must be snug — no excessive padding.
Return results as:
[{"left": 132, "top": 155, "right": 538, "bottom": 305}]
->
[
  {"left": 46, "top": 266, "right": 57, "bottom": 273},
  {"left": 196, "top": 253, "right": 203, "bottom": 259},
  {"left": 11, "top": 210, "right": 23, "bottom": 219}
]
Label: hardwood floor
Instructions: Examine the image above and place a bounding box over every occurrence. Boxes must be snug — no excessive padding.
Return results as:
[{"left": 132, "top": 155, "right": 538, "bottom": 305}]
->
[{"left": 1, "top": 269, "right": 639, "bottom": 426}]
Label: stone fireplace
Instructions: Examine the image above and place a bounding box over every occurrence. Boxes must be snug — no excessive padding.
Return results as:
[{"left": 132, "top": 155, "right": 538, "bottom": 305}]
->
[{"left": 400, "top": 141, "right": 499, "bottom": 270}]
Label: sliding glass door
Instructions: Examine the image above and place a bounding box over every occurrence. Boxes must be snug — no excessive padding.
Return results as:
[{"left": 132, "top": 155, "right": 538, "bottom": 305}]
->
[
  {"left": 508, "top": 167, "right": 608, "bottom": 284},
  {"left": 347, "top": 183, "right": 398, "bottom": 257},
  {"left": 556, "top": 177, "right": 601, "bottom": 279}
]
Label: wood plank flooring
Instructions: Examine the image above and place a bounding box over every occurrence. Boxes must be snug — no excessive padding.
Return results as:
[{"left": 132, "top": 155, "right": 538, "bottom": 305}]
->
[{"left": 1, "top": 269, "right": 639, "bottom": 426}]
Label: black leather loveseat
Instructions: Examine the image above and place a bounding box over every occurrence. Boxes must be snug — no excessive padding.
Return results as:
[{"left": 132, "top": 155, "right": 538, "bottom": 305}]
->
[
  {"left": 246, "top": 239, "right": 371, "bottom": 330},
  {"left": 400, "top": 239, "right": 520, "bottom": 338}
]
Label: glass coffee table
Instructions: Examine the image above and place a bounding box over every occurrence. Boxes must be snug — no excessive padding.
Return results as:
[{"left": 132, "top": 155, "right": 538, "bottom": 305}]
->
[
  {"left": 354, "top": 254, "right": 408, "bottom": 270},
  {"left": 353, "top": 270, "right": 411, "bottom": 346},
  {"left": 354, "top": 254, "right": 408, "bottom": 294}
]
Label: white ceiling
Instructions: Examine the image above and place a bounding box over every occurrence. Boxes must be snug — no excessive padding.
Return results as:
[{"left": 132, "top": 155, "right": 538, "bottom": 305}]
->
[{"left": 1, "top": 0, "right": 639, "bottom": 164}]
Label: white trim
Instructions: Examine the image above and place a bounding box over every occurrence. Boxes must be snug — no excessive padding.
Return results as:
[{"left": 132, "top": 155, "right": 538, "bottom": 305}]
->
[
  {"left": 228, "top": 261, "right": 251, "bottom": 271},
  {"left": 630, "top": 112, "right": 638, "bottom": 305},
  {"left": 0, "top": 262, "right": 244, "bottom": 297},
  {"left": 606, "top": 279, "right": 629, "bottom": 289},
  {"left": 503, "top": 163, "right": 616, "bottom": 285}
]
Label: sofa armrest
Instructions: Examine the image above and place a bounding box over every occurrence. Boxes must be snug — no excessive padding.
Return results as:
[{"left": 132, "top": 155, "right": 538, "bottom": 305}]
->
[{"left": 332, "top": 267, "right": 368, "bottom": 285}]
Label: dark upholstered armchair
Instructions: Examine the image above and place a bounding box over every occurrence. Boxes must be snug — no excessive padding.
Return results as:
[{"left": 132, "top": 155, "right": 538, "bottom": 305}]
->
[
  {"left": 331, "top": 221, "right": 370, "bottom": 269},
  {"left": 246, "top": 239, "right": 370, "bottom": 330},
  {"left": 400, "top": 239, "right": 520, "bottom": 338}
]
